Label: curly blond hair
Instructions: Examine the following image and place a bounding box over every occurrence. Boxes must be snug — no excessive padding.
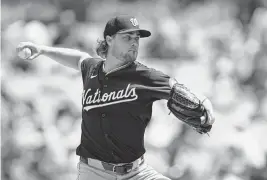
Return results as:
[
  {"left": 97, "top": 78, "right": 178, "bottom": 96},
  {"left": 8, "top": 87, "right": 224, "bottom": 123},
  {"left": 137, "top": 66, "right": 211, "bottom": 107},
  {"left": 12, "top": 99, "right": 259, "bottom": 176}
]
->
[{"left": 96, "top": 39, "right": 109, "bottom": 59}]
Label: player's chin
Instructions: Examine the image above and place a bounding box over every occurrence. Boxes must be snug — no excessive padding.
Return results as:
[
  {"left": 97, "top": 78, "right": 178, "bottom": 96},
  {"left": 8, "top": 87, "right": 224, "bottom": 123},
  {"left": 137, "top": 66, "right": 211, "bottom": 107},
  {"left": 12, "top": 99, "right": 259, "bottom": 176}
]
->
[
  {"left": 128, "top": 51, "right": 138, "bottom": 61},
  {"left": 125, "top": 53, "right": 137, "bottom": 62}
]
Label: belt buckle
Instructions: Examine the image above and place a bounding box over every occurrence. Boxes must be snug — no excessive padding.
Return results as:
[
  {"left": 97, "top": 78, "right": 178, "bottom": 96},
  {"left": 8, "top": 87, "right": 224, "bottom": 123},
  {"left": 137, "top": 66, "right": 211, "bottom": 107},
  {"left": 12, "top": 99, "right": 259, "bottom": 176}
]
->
[
  {"left": 112, "top": 165, "right": 116, "bottom": 172},
  {"left": 125, "top": 164, "right": 132, "bottom": 173},
  {"left": 113, "top": 164, "right": 132, "bottom": 174}
]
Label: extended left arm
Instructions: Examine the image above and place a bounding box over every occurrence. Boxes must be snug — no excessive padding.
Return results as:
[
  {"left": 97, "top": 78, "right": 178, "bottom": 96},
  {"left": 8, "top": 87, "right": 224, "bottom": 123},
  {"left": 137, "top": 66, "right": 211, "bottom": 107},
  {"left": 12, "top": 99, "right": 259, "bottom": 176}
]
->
[{"left": 145, "top": 68, "right": 215, "bottom": 133}]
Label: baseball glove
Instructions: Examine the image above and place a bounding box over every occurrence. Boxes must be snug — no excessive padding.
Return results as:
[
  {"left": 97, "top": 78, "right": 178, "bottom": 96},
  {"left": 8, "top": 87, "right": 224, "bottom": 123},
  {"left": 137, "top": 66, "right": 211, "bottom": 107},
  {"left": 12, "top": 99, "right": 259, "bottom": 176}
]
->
[{"left": 167, "top": 83, "right": 212, "bottom": 134}]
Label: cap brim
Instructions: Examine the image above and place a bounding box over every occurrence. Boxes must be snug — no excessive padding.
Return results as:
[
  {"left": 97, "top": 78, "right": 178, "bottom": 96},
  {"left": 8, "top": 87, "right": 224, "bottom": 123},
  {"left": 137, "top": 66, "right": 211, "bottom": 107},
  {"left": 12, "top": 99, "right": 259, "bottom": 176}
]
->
[{"left": 117, "top": 29, "right": 151, "bottom": 38}]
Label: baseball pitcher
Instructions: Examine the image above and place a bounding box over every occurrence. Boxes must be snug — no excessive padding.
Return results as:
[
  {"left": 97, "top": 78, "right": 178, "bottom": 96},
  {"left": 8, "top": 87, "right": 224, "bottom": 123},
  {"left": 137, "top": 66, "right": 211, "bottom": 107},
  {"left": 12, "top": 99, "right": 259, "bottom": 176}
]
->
[{"left": 17, "top": 15, "right": 215, "bottom": 180}]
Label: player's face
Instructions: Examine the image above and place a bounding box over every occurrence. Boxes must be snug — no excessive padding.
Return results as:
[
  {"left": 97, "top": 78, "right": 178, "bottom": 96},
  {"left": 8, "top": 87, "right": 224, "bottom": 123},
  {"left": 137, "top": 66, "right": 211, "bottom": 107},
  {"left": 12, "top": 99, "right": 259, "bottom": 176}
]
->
[{"left": 110, "top": 31, "right": 140, "bottom": 62}]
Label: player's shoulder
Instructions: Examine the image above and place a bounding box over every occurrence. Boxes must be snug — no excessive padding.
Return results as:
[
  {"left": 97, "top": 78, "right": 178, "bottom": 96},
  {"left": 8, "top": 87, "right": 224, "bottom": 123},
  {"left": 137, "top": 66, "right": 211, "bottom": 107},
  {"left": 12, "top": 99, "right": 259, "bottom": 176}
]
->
[
  {"left": 132, "top": 61, "right": 168, "bottom": 77},
  {"left": 80, "top": 57, "right": 103, "bottom": 71},
  {"left": 132, "top": 61, "right": 152, "bottom": 72},
  {"left": 82, "top": 57, "right": 103, "bottom": 66}
]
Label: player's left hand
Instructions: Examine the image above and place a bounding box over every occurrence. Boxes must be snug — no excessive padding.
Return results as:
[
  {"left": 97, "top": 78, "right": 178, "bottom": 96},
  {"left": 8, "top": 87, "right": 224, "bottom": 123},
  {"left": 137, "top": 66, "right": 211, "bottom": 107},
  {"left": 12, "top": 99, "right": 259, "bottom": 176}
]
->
[
  {"left": 169, "top": 78, "right": 215, "bottom": 126},
  {"left": 167, "top": 80, "right": 216, "bottom": 134}
]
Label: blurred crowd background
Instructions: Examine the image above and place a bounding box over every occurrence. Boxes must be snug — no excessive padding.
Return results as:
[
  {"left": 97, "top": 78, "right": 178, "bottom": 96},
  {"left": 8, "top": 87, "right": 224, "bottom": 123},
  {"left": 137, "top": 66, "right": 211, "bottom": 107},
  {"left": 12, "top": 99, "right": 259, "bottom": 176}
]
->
[{"left": 1, "top": 0, "right": 267, "bottom": 180}]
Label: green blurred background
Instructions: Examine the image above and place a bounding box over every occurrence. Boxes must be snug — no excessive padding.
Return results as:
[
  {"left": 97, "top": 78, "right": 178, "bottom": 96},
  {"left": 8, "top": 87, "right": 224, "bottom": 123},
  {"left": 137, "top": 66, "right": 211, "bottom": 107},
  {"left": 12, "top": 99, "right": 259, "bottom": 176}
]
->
[{"left": 1, "top": 0, "right": 267, "bottom": 180}]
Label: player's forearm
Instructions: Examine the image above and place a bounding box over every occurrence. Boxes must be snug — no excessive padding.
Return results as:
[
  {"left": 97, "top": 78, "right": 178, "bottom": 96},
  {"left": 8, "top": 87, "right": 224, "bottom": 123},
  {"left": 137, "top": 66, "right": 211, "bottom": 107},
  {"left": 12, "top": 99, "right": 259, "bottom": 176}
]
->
[{"left": 39, "top": 45, "right": 91, "bottom": 70}]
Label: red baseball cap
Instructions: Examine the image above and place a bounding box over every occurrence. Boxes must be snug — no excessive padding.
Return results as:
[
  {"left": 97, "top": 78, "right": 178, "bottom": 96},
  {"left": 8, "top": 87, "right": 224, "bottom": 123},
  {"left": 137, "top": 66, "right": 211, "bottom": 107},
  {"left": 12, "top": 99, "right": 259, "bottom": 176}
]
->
[{"left": 103, "top": 15, "right": 151, "bottom": 39}]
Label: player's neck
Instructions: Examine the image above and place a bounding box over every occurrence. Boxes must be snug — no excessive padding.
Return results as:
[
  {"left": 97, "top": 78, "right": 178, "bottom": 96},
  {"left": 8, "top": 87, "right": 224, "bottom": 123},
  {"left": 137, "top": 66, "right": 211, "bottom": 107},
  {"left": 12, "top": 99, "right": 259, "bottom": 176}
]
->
[{"left": 104, "top": 55, "right": 130, "bottom": 73}]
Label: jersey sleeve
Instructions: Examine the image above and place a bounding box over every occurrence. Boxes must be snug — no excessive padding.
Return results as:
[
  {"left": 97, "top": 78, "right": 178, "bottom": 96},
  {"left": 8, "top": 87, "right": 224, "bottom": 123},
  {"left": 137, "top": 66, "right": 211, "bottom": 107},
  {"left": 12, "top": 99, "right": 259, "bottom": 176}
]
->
[{"left": 145, "top": 68, "right": 172, "bottom": 101}]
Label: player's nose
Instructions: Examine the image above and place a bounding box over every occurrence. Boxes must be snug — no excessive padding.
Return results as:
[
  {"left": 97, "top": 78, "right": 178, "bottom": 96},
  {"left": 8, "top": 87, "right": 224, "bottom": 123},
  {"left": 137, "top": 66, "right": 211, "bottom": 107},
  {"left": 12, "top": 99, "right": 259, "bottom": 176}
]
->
[{"left": 131, "top": 42, "right": 138, "bottom": 50}]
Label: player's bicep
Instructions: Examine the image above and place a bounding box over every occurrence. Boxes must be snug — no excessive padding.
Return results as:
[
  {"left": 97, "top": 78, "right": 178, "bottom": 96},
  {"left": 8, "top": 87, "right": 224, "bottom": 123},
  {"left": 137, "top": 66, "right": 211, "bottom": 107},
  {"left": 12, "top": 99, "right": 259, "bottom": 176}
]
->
[{"left": 146, "top": 68, "right": 172, "bottom": 100}]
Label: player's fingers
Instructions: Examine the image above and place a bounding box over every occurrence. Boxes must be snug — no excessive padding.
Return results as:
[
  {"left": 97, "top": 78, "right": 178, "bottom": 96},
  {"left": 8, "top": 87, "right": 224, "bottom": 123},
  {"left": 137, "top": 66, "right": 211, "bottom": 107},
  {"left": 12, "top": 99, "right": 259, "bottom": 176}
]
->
[
  {"left": 200, "top": 110, "right": 215, "bottom": 125},
  {"left": 206, "top": 110, "right": 215, "bottom": 125},
  {"left": 200, "top": 115, "right": 206, "bottom": 125},
  {"left": 16, "top": 44, "right": 25, "bottom": 53},
  {"left": 211, "top": 114, "right": 215, "bottom": 124},
  {"left": 202, "top": 98, "right": 213, "bottom": 110},
  {"left": 28, "top": 52, "right": 40, "bottom": 60},
  {"left": 17, "top": 42, "right": 34, "bottom": 51},
  {"left": 202, "top": 99, "right": 214, "bottom": 115}
]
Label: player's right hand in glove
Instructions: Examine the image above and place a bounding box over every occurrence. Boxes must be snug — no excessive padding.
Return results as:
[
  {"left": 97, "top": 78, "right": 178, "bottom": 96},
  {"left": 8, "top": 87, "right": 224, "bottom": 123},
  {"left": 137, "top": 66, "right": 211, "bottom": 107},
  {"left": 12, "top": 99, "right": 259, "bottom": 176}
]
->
[{"left": 16, "top": 42, "right": 42, "bottom": 60}]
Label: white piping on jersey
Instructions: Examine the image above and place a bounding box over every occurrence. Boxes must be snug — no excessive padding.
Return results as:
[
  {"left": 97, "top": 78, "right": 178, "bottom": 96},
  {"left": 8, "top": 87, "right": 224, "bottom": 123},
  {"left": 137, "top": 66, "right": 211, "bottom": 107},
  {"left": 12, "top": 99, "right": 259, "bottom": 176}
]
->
[
  {"left": 103, "top": 62, "right": 133, "bottom": 75},
  {"left": 83, "top": 97, "right": 138, "bottom": 111}
]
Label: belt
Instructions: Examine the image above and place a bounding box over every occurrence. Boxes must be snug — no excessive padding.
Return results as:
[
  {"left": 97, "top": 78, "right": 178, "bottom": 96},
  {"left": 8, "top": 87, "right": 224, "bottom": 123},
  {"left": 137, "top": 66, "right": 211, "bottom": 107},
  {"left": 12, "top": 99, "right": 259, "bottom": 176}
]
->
[{"left": 80, "top": 156, "right": 144, "bottom": 174}]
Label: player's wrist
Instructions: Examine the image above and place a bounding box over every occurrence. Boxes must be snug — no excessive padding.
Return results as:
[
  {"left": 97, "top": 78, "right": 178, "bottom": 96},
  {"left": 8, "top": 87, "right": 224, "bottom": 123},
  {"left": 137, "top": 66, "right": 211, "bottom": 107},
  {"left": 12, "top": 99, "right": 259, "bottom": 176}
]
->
[{"left": 37, "top": 45, "right": 48, "bottom": 55}]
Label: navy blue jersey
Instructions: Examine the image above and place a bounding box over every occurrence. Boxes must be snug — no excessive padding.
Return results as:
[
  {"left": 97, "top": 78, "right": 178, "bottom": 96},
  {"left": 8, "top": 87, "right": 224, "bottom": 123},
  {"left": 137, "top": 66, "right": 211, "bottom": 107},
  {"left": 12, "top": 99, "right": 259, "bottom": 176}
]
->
[{"left": 76, "top": 58, "right": 171, "bottom": 163}]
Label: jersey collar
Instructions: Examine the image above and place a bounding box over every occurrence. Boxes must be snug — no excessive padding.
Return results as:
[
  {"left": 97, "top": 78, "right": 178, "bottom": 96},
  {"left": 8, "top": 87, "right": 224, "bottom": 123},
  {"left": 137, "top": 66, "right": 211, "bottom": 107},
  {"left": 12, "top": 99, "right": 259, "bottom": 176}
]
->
[{"left": 103, "top": 61, "right": 133, "bottom": 75}]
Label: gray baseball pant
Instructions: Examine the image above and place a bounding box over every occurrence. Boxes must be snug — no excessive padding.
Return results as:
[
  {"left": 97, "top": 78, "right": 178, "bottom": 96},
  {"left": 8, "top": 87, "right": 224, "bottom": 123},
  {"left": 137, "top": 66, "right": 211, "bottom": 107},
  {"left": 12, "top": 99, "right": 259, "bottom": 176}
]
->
[{"left": 76, "top": 157, "right": 171, "bottom": 180}]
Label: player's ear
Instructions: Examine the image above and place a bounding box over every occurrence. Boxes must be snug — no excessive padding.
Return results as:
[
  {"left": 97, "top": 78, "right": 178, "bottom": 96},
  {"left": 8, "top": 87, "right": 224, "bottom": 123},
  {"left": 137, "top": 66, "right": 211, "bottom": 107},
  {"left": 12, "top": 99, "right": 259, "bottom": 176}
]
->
[{"left": 105, "top": 35, "right": 113, "bottom": 46}]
